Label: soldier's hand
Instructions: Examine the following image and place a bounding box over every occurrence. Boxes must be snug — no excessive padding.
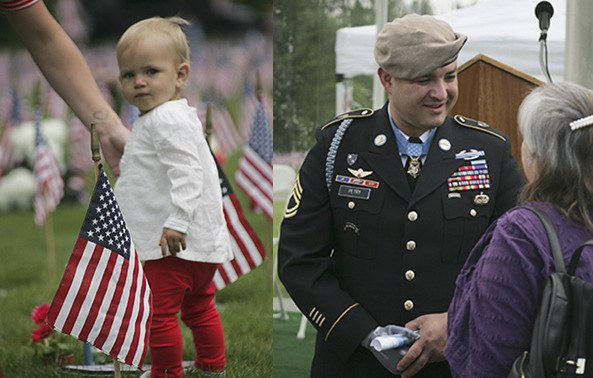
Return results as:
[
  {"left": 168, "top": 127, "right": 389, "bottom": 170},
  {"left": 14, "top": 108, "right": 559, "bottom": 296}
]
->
[{"left": 396, "top": 312, "right": 448, "bottom": 377}]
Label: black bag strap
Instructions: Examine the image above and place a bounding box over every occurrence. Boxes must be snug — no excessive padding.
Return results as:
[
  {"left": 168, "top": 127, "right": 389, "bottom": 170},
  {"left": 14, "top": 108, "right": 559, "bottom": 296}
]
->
[
  {"left": 523, "top": 206, "right": 566, "bottom": 273},
  {"left": 567, "top": 239, "right": 593, "bottom": 275}
]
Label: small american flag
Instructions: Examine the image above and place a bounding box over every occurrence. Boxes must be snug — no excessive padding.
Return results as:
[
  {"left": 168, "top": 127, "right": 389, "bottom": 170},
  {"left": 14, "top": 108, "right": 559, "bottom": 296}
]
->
[
  {"left": 0, "top": 83, "right": 22, "bottom": 177},
  {"left": 33, "top": 107, "right": 64, "bottom": 226},
  {"left": 213, "top": 158, "right": 265, "bottom": 290},
  {"left": 47, "top": 165, "right": 152, "bottom": 370},
  {"left": 235, "top": 98, "right": 273, "bottom": 220}
]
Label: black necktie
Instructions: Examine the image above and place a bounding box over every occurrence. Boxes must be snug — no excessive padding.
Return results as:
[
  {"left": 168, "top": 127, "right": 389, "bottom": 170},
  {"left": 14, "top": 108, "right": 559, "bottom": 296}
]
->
[{"left": 405, "top": 137, "right": 423, "bottom": 191}]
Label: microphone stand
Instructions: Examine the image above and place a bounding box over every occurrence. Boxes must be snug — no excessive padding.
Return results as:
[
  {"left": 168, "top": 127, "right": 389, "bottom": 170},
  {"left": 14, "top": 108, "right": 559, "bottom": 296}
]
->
[{"left": 539, "top": 32, "right": 553, "bottom": 83}]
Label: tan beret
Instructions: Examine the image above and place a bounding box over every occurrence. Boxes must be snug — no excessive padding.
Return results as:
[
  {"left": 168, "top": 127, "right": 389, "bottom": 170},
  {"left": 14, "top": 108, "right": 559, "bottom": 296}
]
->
[{"left": 374, "top": 14, "right": 467, "bottom": 79}]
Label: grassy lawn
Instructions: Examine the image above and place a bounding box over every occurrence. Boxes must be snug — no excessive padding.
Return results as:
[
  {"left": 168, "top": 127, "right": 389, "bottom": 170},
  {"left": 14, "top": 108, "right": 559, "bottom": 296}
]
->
[
  {"left": 272, "top": 191, "right": 315, "bottom": 377},
  {"left": 0, "top": 155, "right": 272, "bottom": 377}
]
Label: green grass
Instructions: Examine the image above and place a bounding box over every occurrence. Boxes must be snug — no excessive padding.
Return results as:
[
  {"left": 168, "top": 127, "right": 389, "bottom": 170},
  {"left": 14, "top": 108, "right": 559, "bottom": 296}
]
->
[
  {"left": 272, "top": 197, "right": 315, "bottom": 377},
  {"left": 272, "top": 315, "right": 315, "bottom": 378},
  {"left": 0, "top": 153, "right": 272, "bottom": 378}
]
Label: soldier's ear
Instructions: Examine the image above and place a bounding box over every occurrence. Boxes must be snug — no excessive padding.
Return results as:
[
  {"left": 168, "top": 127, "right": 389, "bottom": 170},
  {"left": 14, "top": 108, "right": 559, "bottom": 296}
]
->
[{"left": 377, "top": 67, "right": 394, "bottom": 93}]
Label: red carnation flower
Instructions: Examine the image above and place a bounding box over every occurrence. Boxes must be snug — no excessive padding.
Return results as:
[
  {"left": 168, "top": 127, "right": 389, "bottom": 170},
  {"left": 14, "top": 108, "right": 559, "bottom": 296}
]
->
[
  {"left": 31, "top": 304, "right": 50, "bottom": 325},
  {"left": 31, "top": 323, "right": 52, "bottom": 343}
]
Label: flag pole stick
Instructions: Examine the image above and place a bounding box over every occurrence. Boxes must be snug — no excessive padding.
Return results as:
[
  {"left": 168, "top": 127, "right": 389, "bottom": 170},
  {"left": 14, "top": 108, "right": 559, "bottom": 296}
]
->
[
  {"left": 90, "top": 123, "right": 122, "bottom": 378},
  {"left": 35, "top": 99, "right": 56, "bottom": 280},
  {"left": 91, "top": 123, "right": 101, "bottom": 177},
  {"left": 44, "top": 200, "right": 56, "bottom": 280}
]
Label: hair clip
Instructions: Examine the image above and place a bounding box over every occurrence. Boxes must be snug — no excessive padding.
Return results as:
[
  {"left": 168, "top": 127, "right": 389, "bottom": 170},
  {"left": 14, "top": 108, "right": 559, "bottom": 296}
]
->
[{"left": 569, "top": 115, "right": 593, "bottom": 131}]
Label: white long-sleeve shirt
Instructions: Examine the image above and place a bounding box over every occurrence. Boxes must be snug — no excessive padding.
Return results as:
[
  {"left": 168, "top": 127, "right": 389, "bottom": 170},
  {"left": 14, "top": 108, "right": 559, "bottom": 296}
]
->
[{"left": 115, "top": 99, "right": 233, "bottom": 263}]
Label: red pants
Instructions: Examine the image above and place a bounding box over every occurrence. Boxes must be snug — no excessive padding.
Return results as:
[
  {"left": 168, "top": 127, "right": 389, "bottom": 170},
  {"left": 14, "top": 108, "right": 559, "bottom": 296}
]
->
[{"left": 144, "top": 257, "right": 225, "bottom": 378}]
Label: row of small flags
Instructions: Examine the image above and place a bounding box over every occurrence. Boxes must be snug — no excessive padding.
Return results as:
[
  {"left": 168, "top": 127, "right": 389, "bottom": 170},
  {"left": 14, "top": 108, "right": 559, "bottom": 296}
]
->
[{"left": 0, "top": 82, "right": 269, "bottom": 178}]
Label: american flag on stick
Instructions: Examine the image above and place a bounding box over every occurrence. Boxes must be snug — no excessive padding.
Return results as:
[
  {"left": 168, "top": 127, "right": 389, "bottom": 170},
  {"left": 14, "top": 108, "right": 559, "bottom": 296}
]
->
[
  {"left": 204, "top": 104, "right": 265, "bottom": 290},
  {"left": 213, "top": 157, "right": 266, "bottom": 290},
  {"left": 47, "top": 164, "right": 152, "bottom": 370},
  {"left": 33, "top": 107, "right": 64, "bottom": 226},
  {"left": 0, "top": 83, "right": 22, "bottom": 177},
  {"left": 235, "top": 97, "right": 273, "bottom": 220}
]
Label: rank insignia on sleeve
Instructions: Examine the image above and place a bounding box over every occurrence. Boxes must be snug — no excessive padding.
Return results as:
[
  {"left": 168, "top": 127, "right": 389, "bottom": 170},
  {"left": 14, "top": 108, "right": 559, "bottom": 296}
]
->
[{"left": 284, "top": 175, "right": 302, "bottom": 219}]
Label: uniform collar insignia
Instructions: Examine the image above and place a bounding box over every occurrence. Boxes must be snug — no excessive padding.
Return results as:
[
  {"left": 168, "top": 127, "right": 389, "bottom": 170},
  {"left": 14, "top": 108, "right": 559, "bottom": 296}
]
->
[{"left": 347, "top": 168, "right": 373, "bottom": 178}]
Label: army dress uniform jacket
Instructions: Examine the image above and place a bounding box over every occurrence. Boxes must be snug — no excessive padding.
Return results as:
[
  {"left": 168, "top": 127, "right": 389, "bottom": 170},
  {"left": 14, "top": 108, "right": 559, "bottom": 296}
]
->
[{"left": 277, "top": 104, "right": 525, "bottom": 377}]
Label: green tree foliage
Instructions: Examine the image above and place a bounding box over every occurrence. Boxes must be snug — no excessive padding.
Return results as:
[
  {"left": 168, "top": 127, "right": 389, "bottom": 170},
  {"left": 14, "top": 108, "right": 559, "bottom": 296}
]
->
[
  {"left": 274, "top": 0, "right": 431, "bottom": 153},
  {"left": 274, "top": 0, "right": 339, "bottom": 152}
]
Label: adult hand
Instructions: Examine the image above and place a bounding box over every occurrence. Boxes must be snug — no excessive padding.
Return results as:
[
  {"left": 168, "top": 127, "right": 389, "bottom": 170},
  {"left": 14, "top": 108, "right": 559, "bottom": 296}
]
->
[
  {"left": 5, "top": 1, "right": 129, "bottom": 177},
  {"left": 159, "top": 228, "right": 187, "bottom": 256},
  {"left": 396, "top": 312, "right": 448, "bottom": 377},
  {"left": 362, "top": 325, "right": 420, "bottom": 375}
]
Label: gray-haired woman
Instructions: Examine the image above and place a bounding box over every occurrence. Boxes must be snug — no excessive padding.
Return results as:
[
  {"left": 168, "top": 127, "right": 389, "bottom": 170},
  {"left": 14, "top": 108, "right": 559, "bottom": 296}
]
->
[{"left": 446, "top": 81, "right": 593, "bottom": 377}]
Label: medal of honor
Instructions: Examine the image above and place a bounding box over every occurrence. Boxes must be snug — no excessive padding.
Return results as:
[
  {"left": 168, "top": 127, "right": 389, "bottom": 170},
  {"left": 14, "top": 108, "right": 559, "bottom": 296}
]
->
[{"left": 407, "top": 156, "right": 421, "bottom": 178}]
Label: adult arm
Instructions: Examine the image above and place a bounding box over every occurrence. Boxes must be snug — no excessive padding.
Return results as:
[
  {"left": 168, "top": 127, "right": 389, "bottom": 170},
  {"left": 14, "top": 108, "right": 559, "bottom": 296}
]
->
[
  {"left": 4, "top": 1, "right": 128, "bottom": 175},
  {"left": 445, "top": 209, "right": 546, "bottom": 377}
]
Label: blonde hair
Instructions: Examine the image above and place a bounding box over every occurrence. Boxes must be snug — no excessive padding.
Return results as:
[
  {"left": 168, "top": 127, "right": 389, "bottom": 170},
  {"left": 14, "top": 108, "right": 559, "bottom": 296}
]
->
[{"left": 117, "top": 16, "right": 190, "bottom": 65}]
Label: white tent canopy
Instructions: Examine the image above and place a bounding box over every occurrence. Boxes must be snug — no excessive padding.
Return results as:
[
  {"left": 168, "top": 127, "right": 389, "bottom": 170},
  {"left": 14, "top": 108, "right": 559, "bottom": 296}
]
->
[{"left": 335, "top": 0, "right": 566, "bottom": 111}]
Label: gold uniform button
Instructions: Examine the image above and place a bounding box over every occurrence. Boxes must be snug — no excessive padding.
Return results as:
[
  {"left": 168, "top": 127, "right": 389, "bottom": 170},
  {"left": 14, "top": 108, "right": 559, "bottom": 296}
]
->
[
  {"left": 348, "top": 201, "right": 355, "bottom": 209},
  {"left": 404, "top": 300, "right": 414, "bottom": 311},
  {"left": 470, "top": 208, "right": 477, "bottom": 217},
  {"left": 405, "top": 270, "right": 415, "bottom": 281},
  {"left": 407, "top": 211, "right": 418, "bottom": 222},
  {"left": 406, "top": 240, "right": 416, "bottom": 251}
]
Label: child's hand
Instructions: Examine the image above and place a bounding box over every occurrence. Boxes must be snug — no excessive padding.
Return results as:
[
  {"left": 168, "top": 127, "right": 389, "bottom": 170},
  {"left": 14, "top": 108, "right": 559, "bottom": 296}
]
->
[{"left": 160, "top": 228, "right": 187, "bottom": 256}]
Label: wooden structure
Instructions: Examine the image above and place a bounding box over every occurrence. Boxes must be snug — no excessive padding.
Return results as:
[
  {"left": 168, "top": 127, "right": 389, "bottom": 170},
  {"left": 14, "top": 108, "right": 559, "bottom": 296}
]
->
[{"left": 451, "top": 54, "right": 543, "bottom": 166}]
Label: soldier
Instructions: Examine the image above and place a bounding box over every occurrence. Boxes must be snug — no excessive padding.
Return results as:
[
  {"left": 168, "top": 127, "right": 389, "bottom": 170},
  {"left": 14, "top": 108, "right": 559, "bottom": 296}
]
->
[{"left": 278, "top": 13, "right": 524, "bottom": 377}]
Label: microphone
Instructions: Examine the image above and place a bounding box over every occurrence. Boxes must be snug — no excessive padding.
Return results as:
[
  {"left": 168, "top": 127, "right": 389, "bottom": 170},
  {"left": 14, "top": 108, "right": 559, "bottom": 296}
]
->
[
  {"left": 535, "top": 1, "right": 554, "bottom": 83},
  {"left": 535, "top": 1, "right": 554, "bottom": 35}
]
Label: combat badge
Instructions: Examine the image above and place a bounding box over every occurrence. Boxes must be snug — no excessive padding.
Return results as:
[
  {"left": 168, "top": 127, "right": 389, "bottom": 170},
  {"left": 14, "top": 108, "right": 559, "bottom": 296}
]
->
[{"left": 455, "top": 149, "right": 485, "bottom": 160}]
